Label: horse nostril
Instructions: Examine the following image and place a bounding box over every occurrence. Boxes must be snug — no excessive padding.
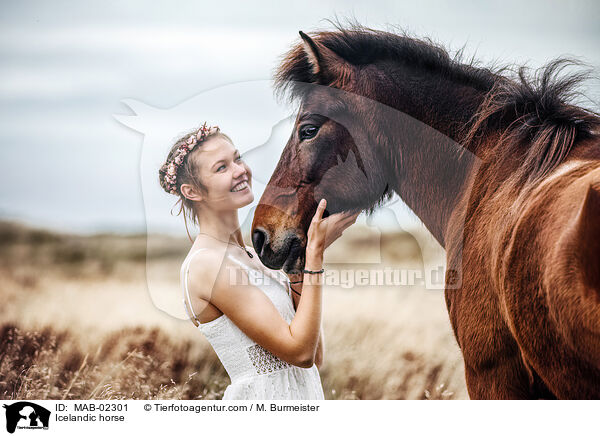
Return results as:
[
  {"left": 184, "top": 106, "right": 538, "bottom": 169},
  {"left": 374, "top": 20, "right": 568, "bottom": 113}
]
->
[{"left": 252, "top": 228, "right": 267, "bottom": 255}]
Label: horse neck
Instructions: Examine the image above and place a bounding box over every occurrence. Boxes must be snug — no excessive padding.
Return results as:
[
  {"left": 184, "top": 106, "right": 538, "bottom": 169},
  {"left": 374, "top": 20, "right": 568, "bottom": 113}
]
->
[{"left": 366, "top": 64, "right": 491, "bottom": 247}]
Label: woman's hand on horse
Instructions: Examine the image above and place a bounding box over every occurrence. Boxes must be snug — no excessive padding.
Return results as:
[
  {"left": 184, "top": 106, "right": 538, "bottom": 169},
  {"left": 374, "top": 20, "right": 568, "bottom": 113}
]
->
[
  {"left": 322, "top": 208, "right": 360, "bottom": 249},
  {"left": 306, "top": 199, "right": 360, "bottom": 257}
]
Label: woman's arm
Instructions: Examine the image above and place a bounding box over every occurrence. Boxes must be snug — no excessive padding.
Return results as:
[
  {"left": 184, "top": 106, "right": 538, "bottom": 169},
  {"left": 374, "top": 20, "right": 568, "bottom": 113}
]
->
[
  {"left": 187, "top": 199, "right": 330, "bottom": 368},
  {"left": 314, "top": 327, "right": 324, "bottom": 369},
  {"left": 286, "top": 209, "right": 359, "bottom": 368},
  {"left": 188, "top": 247, "right": 323, "bottom": 368},
  {"left": 289, "top": 277, "right": 324, "bottom": 369}
]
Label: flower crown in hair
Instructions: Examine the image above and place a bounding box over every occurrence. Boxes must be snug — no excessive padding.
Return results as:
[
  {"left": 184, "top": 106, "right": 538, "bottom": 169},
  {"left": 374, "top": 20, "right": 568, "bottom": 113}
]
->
[{"left": 164, "top": 122, "right": 219, "bottom": 194}]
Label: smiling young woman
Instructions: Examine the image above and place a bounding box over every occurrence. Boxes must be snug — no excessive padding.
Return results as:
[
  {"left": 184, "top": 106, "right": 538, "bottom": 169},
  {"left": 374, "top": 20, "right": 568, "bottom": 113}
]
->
[{"left": 158, "top": 123, "right": 359, "bottom": 400}]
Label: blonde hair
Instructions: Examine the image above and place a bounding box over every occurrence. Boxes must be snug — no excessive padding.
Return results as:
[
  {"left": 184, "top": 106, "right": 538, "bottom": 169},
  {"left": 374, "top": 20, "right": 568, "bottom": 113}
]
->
[{"left": 158, "top": 126, "right": 234, "bottom": 241}]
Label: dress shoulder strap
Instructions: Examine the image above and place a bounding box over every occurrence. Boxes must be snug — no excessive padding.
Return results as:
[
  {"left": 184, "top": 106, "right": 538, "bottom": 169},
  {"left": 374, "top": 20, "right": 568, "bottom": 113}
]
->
[{"left": 181, "top": 248, "right": 209, "bottom": 327}]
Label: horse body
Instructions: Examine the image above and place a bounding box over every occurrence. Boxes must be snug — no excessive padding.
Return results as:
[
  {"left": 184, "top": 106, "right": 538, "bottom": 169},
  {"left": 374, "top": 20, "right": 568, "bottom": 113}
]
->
[
  {"left": 252, "top": 21, "right": 600, "bottom": 398},
  {"left": 447, "top": 150, "right": 600, "bottom": 398}
]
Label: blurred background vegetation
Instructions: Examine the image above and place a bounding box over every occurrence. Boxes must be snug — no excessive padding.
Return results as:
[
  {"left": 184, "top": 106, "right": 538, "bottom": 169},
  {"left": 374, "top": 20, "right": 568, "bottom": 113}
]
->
[{"left": 0, "top": 220, "right": 466, "bottom": 400}]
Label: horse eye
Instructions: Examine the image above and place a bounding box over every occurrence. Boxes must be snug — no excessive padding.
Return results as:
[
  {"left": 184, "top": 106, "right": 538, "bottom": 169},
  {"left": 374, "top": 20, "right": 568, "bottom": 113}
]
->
[{"left": 299, "top": 125, "right": 319, "bottom": 140}]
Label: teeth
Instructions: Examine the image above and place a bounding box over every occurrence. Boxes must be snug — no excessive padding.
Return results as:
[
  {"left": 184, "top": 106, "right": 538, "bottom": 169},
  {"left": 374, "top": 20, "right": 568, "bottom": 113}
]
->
[{"left": 231, "top": 181, "right": 248, "bottom": 192}]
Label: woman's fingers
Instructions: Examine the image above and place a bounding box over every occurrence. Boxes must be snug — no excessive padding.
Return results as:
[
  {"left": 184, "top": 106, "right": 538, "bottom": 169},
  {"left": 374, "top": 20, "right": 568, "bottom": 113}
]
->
[
  {"left": 324, "top": 210, "right": 360, "bottom": 226},
  {"left": 343, "top": 211, "right": 361, "bottom": 223},
  {"left": 310, "top": 203, "right": 359, "bottom": 246},
  {"left": 313, "top": 198, "right": 327, "bottom": 221},
  {"left": 307, "top": 199, "right": 329, "bottom": 250},
  {"left": 316, "top": 209, "right": 360, "bottom": 250}
]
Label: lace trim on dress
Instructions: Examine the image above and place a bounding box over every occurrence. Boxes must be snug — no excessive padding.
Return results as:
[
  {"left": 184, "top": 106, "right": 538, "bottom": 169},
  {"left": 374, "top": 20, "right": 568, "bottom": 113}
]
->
[{"left": 246, "top": 344, "right": 292, "bottom": 375}]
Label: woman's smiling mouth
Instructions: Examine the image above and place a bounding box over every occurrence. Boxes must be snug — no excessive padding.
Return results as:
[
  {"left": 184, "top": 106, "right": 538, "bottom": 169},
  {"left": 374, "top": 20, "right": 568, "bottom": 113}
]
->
[{"left": 231, "top": 180, "right": 249, "bottom": 192}]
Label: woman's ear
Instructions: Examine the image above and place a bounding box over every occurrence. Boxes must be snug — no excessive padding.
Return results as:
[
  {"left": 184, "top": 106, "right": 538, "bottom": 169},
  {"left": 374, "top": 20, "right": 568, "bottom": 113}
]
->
[{"left": 180, "top": 183, "right": 204, "bottom": 202}]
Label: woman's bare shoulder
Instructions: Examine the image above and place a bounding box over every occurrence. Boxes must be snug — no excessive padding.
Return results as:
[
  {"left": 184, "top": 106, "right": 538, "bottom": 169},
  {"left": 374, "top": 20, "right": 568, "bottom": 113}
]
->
[{"left": 186, "top": 245, "right": 231, "bottom": 301}]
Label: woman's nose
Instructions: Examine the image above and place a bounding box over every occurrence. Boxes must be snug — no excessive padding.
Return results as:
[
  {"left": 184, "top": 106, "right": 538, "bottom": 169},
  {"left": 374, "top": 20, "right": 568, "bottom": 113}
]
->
[{"left": 233, "top": 162, "right": 246, "bottom": 177}]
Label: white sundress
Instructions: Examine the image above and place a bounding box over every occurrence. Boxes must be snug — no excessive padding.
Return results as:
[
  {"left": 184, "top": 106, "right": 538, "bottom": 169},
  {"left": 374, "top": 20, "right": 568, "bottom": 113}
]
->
[{"left": 181, "top": 247, "right": 325, "bottom": 400}]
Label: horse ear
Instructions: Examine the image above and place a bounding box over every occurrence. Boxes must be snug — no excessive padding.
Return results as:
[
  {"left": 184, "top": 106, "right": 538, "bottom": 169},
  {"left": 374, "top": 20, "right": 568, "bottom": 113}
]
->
[
  {"left": 572, "top": 183, "right": 600, "bottom": 294},
  {"left": 298, "top": 30, "right": 352, "bottom": 85}
]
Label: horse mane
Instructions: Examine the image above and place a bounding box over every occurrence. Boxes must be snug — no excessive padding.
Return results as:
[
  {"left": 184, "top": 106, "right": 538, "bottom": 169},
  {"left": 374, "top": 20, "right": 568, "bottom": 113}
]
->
[
  {"left": 463, "top": 58, "right": 600, "bottom": 182},
  {"left": 274, "top": 18, "right": 600, "bottom": 184},
  {"left": 273, "top": 19, "right": 498, "bottom": 106}
]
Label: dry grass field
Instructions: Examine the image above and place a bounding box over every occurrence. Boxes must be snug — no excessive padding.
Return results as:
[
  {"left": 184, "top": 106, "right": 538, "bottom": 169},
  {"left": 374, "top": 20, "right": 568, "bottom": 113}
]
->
[{"left": 0, "top": 220, "right": 467, "bottom": 400}]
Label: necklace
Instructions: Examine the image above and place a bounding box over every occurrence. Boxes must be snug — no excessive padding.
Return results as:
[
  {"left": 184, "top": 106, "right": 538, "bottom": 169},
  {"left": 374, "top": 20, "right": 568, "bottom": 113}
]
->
[{"left": 198, "top": 232, "right": 253, "bottom": 258}]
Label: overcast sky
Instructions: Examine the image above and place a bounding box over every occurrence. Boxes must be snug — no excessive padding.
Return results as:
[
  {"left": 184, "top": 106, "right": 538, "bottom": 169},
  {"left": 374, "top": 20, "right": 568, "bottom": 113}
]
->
[{"left": 1, "top": 0, "right": 598, "bottom": 235}]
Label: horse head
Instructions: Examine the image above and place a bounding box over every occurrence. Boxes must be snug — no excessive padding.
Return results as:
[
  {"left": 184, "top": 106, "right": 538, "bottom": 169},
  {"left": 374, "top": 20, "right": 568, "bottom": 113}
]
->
[{"left": 251, "top": 31, "right": 394, "bottom": 273}]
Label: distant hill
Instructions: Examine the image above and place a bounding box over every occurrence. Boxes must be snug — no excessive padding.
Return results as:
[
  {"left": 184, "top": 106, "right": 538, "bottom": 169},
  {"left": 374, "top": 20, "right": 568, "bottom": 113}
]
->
[{"left": 0, "top": 219, "right": 439, "bottom": 276}]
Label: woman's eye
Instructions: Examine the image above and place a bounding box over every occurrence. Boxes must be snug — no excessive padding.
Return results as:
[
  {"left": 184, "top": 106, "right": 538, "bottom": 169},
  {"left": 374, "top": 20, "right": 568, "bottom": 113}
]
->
[
  {"left": 299, "top": 125, "right": 319, "bottom": 140},
  {"left": 236, "top": 155, "right": 243, "bottom": 161},
  {"left": 217, "top": 165, "right": 225, "bottom": 171}
]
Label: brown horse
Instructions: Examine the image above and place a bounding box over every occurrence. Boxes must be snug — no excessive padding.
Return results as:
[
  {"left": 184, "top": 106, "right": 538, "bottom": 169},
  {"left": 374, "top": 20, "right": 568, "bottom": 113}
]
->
[{"left": 250, "top": 22, "right": 600, "bottom": 399}]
